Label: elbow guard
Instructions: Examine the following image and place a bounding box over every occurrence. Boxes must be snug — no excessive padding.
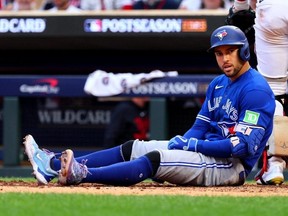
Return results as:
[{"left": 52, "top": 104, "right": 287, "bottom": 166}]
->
[{"left": 230, "top": 125, "right": 265, "bottom": 158}]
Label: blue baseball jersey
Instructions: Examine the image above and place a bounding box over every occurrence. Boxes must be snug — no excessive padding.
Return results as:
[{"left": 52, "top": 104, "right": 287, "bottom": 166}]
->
[{"left": 185, "top": 67, "right": 275, "bottom": 174}]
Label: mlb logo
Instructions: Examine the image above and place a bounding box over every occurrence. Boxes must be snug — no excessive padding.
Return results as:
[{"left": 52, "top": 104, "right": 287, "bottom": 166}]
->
[{"left": 84, "top": 19, "right": 102, "bottom": 32}]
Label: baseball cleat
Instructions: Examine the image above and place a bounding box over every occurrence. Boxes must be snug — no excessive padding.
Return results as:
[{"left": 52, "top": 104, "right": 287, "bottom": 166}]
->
[
  {"left": 266, "top": 177, "right": 284, "bottom": 186},
  {"left": 23, "top": 134, "right": 58, "bottom": 185},
  {"left": 255, "top": 166, "right": 284, "bottom": 186},
  {"left": 255, "top": 155, "right": 285, "bottom": 186},
  {"left": 58, "top": 149, "right": 89, "bottom": 186},
  {"left": 255, "top": 172, "right": 284, "bottom": 186}
]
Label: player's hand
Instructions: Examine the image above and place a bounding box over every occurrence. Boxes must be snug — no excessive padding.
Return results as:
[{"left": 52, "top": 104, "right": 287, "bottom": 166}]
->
[{"left": 168, "top": 135, "right": 198, "bottom": 151}]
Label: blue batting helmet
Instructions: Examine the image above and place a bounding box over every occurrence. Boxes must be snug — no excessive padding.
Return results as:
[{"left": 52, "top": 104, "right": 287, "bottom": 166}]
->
[{"left": 208, "top": 25, "right": 250, "bottom": 61}]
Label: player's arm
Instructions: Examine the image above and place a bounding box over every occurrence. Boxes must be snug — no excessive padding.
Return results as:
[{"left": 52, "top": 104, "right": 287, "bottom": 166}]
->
[
  {"left": 169, "top": 90, "right": 273, "bottom": 159},
  {"left": 233, "top": 0, "right": 256, "bottom": 10},
  {"left": 168, "top": 124, "right": 264, "bottom": 158},
  {"left": 183, "top": 117, "right": 210, "bottom": 139},
  {"left": 190, "top": 125, "right": 265, "bottom": 158},
  {"left": 249, "top": 0, "right": 256, "bottom": 10}
]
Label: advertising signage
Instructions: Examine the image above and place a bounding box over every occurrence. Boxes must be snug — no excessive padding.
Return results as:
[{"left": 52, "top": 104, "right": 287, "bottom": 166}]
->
[
  {"left": 0, "top": 12, "right": 226, "bottom": 50},
  {"left": 0, "top": 16, "right": 209, "bottom": 35},
  {"left": 0, "top": 75, "right": 214, "bottom": 97}
]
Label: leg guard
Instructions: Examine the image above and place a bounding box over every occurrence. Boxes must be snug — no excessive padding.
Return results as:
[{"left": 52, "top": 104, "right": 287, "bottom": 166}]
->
[
  {"left": 255, "top": 99, "right": 287, "bottom": 185},
  {"left": 267, "top": 116, "right": 288, "bottom": 156}
]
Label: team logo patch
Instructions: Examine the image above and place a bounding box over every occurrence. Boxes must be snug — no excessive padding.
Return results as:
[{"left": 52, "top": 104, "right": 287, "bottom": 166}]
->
[
  {"left": 215, "top": 30, "right": 228, "bottom": 41},
  {"left": 243, "top": 110, "right": 260, "bottom": 125}
]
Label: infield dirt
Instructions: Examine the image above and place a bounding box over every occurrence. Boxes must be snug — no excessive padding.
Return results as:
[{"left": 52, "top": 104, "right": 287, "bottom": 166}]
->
[{"left": 0, "top": 181, "right": 288, "bottom": 196}]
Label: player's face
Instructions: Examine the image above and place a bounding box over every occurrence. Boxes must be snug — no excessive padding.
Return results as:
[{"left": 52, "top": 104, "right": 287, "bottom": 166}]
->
[{"left": 214, "top": 45, "right": 245, "bottom": 81}]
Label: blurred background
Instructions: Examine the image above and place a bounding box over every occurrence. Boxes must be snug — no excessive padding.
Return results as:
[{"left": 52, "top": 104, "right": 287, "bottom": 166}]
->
[{"left": 0, "top": 0, "right": 258, "bottom": 176}]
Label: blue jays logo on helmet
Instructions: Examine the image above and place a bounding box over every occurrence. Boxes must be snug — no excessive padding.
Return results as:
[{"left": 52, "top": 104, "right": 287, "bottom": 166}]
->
[
  {"left": 208, "top": 25, "right": 250, "bottom": 61},
  {"left": 215, "top": 30, "right": 228, "bottom": 41}
]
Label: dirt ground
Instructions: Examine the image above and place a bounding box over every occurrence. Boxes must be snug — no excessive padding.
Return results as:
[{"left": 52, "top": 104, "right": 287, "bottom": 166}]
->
[{"left": 1, "top": 180, "right": 288, "bottom": 196}]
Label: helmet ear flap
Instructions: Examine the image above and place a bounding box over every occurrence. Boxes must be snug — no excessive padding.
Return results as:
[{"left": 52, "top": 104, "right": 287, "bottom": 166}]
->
[{"left": 238, "top": 42, "right": 250, "bottom": 61}]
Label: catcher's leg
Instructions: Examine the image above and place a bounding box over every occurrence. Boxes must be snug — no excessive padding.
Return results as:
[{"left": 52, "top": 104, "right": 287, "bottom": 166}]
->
[
  {"left": 255, "top": 153, "right": 286, "bottom": 185},
  {"left": 255, "top": 100, "right": 287, "bottom": 185}
]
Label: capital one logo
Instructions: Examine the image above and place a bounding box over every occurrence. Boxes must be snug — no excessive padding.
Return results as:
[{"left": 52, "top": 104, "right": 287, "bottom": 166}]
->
[{"left": 20, "top": 78, "right": 60, "bottom": 94}]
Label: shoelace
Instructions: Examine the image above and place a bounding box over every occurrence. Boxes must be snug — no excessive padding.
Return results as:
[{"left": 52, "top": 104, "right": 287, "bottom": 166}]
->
[
  {"left": 66, "top": 158, "right": 91, "bottom": 185},
  {"left": 79, "top": 159, "right": 91, "bottom": 177}
]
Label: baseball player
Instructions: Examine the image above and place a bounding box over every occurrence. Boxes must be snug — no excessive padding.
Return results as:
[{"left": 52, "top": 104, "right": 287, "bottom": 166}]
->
[
  {"left": 23, "top": 25, "right": 275, "bottom": 187},
  {"left": 227, "top": 0, "right": 288, "bottom": 185}
]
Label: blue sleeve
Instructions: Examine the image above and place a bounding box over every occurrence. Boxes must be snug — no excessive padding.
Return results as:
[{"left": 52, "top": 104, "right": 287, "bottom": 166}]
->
[
  {"left": 239, "top": 89, "right": 275, "bottom": 128},
  {"left": 183, "top": 118, "right": 209, "bottom": 139},
  {"left": 196, "top": 139, "right": 232, "bottom": 158},
  {"left": 196, "top": 125, "right": 266, "bottom": 158}
]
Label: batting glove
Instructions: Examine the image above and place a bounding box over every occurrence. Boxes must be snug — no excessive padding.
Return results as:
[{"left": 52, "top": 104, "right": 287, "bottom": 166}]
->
[{"left": 168, "top": 135, "right": 198, "bottom": 151}]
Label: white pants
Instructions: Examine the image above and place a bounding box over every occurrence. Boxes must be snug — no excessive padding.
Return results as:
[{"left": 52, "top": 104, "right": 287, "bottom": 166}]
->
[
  {"left": 130, "top": 140, "right": 245, "bottom": 186},
  {"left": 254, "top": 0, "right": 288, "bottom": 96}
]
